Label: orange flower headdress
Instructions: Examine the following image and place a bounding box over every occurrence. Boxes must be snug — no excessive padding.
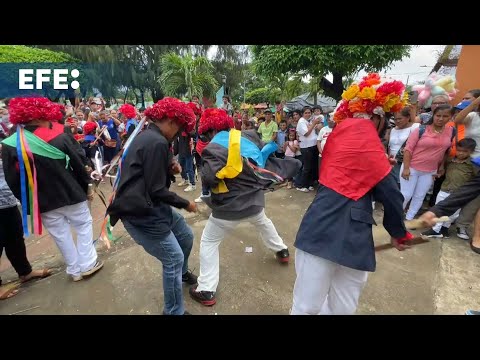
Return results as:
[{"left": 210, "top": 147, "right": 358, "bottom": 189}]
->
[{"left": 333, "top": 73, "right": 408, "bottom": 124}]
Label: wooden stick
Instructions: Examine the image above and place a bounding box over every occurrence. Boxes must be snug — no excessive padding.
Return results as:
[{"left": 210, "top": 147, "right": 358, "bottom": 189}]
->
[{"left": 405, "top": 216, "right": 450, "bottom": 230}]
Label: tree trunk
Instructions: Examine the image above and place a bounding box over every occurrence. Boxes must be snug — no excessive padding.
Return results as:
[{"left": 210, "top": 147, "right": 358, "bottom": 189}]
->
[
  {"left": 313, "top": 92, "right": 318, "bottom": 105},
  {"left": 124, "top": 88, "right": 128, "bottom": 104},
  {"left": 319, "top": 72, "right": 345, "bottom": 100},
  {"left": 151, "top": 87, "right": 164, "bottom": 103},
  {"left": 140, "top": 89, "right": 145, "bottom": 108}
]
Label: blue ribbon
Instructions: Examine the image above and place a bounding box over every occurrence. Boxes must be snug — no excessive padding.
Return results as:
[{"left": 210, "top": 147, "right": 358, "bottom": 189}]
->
[
  {"left": 211, "top": 131, "right": 278, "bottom": 168},
  {"left": 16, "top": 127, "right": 29, "bottom": 236}
]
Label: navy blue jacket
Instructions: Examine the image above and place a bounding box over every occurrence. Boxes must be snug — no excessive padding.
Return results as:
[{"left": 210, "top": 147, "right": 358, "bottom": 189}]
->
[{"left": 294, "top": 171, "right": 407, "bottom": 272}]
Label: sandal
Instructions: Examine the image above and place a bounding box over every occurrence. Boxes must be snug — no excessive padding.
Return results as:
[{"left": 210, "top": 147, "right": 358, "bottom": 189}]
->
[
  {"left": 20, "top": 268, "right": 52, "bottom": 283},
  {"left": 0, "top": 284, "right": 20, "bottom": 300}
]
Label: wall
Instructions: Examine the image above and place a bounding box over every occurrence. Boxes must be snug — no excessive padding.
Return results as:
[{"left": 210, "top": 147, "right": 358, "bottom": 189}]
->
[{"left": 452, "top": 45, "right": 480, "bottom": 104}]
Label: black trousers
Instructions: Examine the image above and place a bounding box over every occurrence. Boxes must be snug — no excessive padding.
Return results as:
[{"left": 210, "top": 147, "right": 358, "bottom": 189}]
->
[
  {"left": 429, "top": 175, "right": 446, "bottom": 207},
  {"left": 0, "top": 206, "right": 32, "bottom": 279},
  {"left": 296, "top": 146, "right": 319, "bottom": 188}
]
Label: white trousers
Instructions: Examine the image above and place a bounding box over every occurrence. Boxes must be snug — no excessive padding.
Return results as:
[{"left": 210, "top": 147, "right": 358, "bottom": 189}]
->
[
  {"left": 196, "top": 210, "right": 288, "bottom": 292},
  {"left": 291, "top": 249, "right": 368, "bottom": 315},
  {"left": 432, "top": 190, "right": 460, "bottom": 232},
  {"left": 400, "top": 164, "right": 435, "bottom": 220},
  {"left": 41, "top": 201, "right": 97, "bottom": 277}
]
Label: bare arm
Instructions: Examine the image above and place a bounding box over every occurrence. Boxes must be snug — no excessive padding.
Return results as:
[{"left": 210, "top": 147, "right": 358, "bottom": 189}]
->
[{"left": 455, "top": 96, "right": 480, "bottom": 124}]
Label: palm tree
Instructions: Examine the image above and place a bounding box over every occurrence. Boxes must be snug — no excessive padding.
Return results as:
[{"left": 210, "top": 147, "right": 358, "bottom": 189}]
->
[{"left": 159, "top": 53, "right": 218, "bottom": 100}]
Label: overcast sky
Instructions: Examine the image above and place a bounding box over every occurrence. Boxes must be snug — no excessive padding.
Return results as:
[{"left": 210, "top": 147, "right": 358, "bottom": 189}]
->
[{"left": 352, "top": 45, "right": 444, "bottom": 85}]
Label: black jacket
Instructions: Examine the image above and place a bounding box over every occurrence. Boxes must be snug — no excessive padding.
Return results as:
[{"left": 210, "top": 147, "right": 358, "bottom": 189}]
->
[
  {"left": 295, "top": 171, "right": 407, "bottom": 272},
  {"left": 2, "top": 125, "right": 91, "bottom": 214},
  {"left": 201, "top": 129, "right": 301, "bottom": 220},
  {"left": 107, "top": 124, "right": 190, "bottom": 226},
  {"left": 430, "top": 171, "right": 480, "bottom": 217}
]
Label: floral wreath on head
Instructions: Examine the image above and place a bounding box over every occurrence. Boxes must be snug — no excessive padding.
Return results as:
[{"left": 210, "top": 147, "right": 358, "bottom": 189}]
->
[
  {"left": 144, "top": 97, "right": 196, "bottom": 133},
  {"left": 119, "top": 104, "right": 137, "bottom": 119},
  {"left": 187, "top": 102, "right": 203, "bottom": 116},
  {"left": 333, "top": 73, "right": 408, "bottom": 124},
  {"left": 198, "top": 108, "right": 234, "bottom": 134},
  {"left": 9, "top": 97, "right": 64, "bottom": 125}
]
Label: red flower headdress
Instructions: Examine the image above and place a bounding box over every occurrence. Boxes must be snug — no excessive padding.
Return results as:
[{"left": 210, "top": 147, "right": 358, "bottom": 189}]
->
[
  {"left": 187, "top": 102, "right": 203, "bottom": 116},
  {"left": 9, "top": 97, "right": 64, "bottom": 125},
  {"left": 119, "top": 104, "right": 137, "bottom": 119},
  {"left": 333, "top": 73, "right": 407, "bottom": 124},
  {"left": 198, "top": 108, "right": 234, "bottom": 134},
  {"left": 144, "top": 97, "right": 196, "bottom": 133}
]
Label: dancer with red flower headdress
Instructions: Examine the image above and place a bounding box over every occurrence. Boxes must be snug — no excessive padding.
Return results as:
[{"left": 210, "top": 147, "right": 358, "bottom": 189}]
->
[
  {"left": 291, "top": 74, "right": 414, "bottom": 315},
  {"left": 107, "top": 98, "right": 198, "bottom": 315},
  {"left": 189, "top": 108, "right": 301, "bottom": 306},
  {"left": 1, "top": 97, "right": 103, "bottom": 282}
]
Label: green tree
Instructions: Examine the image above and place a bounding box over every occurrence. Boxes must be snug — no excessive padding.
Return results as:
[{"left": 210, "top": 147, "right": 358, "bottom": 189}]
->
[
  {"left": 0, "top": 45, "right": 79, "bottom": 102},
  {"left": 159, "top": 53, "right": 218, "bottom": 100},
  {"left": 245, "top": 87, "right": 281, "bottom": 105},
  {"left": 251, "top": 45, "right": 413, "bottom": 100}
]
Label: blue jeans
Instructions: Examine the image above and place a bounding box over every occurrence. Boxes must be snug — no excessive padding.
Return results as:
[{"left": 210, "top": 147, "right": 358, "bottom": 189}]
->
[
  {"left": 179, "top": 154, "right": 195, "bottom": 185},
  {"left": 123, "top": 209, "right": 194, "bottom": 315}
]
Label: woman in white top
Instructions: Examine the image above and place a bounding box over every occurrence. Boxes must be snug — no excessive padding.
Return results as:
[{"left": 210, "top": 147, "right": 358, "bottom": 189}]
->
[
  {"left": 295, "top": 107, "right": 322, "bottom": 192},
  {"left": 386, "top": 106, "right": 420, "bottom": 186}
]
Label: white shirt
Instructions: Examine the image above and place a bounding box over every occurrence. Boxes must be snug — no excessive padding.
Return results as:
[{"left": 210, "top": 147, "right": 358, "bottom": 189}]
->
[
  {"left": 317, "top": 126, "right": 333, "bottom": 157},
  {"left": 296, "top": 117, "right": 318, "bottom": 148},
  {"left": 388, "top": 123, "right": 420, "bottom": 157},
  {"left": 465, "top": 112, "right": 480, "bottom": 158}
]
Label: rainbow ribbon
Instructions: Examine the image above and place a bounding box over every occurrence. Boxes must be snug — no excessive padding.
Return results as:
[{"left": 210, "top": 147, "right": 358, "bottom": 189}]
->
[
  {"left": 99, "top": 118, "right": 146, "bottom": 248},
  {"left": 16, "top": 125, "right": 42, "bottom": 236}
]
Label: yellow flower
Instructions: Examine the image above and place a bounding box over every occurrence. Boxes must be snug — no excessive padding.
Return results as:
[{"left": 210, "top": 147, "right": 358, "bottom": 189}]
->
[
  {"left": 383, "top": 94, "right": 400, "bottom": 112},
  {"left": 358, "top": 86, "right": 376, "bottom": 100},
  {"left": 342, "top": 84, "right": 360, "bottom": 101}
]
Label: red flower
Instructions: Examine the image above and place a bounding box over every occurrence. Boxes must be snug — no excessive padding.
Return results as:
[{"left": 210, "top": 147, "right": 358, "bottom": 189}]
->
[
  {"left": 362, "top": 100, "right": 376, "bottom": 113},
  {"left": 187, "top": 102, "right": 202, "bottom": 116},
  {"left": 119, "top": 104, "right": 137, "bottom": 119},
  {"left": 198, "top": 108, "right": 234, "bottom": 134},
  {"left": 9, "top": 97, "right": 64, "bottom": 125},
  {"left": 359, "top": 73, "right": 381, "bottom": 89},
  {"left": 144, "top": 97, "right": 196, "bottom": 133},
  {"left": 376, "top": 81, "right": 405, "bottom": 96}
]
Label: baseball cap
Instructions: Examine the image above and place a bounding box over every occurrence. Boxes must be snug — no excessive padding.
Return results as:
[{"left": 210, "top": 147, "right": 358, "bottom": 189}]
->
[
  {"left": 90, "top": 98, "right": 102, "bottom": 105},
  {"left": 455, "top": 100, "right": 471, "bottom": 110}
]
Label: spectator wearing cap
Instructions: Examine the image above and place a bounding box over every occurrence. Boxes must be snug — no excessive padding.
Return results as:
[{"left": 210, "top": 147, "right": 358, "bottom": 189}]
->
[{"left": 258, "top": 109, "right": 278, "bottom": 144}]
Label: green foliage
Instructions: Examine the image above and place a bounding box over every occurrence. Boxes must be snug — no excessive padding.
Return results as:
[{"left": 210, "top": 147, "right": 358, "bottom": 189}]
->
[
  {"left": 251, "top": 45, "right": 413, "bottom": 99},
  {"left": 245, "top": 87, "right": 281, "bottom": 104},
  {"left": 0, "top": 45, "right": 76, "bottom": 63},
  {"left": 159, "top": 53, "right": 218, "bottom": 99}
]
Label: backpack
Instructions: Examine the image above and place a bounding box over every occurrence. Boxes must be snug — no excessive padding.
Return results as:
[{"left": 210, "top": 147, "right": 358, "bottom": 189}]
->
[{"left": 395, "top": 125, "right": 457, "bottom": 164}]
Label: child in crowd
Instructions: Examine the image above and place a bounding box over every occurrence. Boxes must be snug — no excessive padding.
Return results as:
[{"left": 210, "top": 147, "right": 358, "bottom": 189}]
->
[
  {"left": 421, "top": 138, "right": 477, "bottom": 238},
  {"left": 275, "top": 120, "right": 288, "bottom": 158},
  {"left": 284, "top": 129, "right": 302, "bottom": 189}
]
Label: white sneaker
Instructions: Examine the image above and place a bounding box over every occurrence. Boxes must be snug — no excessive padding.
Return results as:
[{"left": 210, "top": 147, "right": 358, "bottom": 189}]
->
[
  {"left": 296, "top": 187, "right": 309, "bottom": 193},
  {"left": 184, "top": 185, "right": 196, "bottom": 192},
  {"left": 178, "top": 180, "right": 189, "bottom": 187},
  {"left": 72, "top": 275, "right": 83, "bottom": 282},
  {"left": 308, "top": 186, "right": 315, "bottom": 191},
  {"left": 194, "top": 196, "right": 203, "bottom": 203}
]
